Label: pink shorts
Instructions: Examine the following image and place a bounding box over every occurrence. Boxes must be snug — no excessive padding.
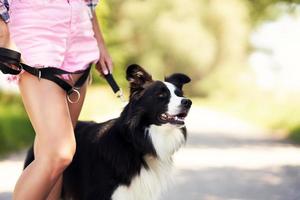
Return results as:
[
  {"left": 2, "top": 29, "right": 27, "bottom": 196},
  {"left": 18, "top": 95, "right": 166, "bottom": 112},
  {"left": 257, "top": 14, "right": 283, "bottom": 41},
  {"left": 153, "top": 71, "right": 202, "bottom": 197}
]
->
[{"left": 6, "top": 0, "right": 99, "bottom": 83}]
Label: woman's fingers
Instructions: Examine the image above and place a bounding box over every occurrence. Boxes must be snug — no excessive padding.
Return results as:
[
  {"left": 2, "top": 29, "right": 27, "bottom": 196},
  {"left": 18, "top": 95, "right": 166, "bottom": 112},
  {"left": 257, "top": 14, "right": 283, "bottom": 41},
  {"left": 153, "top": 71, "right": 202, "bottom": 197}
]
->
[
  {"left": 105, "top": 58, "right": 113, "bottom": 74},
  {"left": 95, "top": 44, "right": 114, "bottom": 76},
  {"left": 96, "top": 56, "right": 113, "bottom": 76},
  {"left": 96, "top": 59, "right": 108, "bottom": 75},
  {"left": 101, "top": 59, "right": 109, "bottom": 75}
]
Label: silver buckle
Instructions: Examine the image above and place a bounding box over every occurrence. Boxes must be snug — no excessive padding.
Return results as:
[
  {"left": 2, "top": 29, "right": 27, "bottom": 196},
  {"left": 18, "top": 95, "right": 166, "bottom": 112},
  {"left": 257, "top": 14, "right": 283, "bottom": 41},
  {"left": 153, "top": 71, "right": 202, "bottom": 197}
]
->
[
  {"left": 67, "top": 87, "right": 81, "bottom": 104},
  {"left": 19, "top": 64, "right": 23, "bottom": 71},
  {"left": 38, "top": 70, "right": 41, "bottom": 81},
  {"left": 116, "top": 88, "right": 126, "bottom": 103},
  {"left": 34, "top": 68, "right": 42, "bottom": 81}
]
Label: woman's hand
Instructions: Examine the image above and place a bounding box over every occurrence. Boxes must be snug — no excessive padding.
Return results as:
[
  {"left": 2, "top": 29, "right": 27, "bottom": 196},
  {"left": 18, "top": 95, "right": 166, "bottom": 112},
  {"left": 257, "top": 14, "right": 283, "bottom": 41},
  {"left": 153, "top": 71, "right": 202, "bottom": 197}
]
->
[{"left": 95, "top": 43, "right": 113, "bottom": 75}]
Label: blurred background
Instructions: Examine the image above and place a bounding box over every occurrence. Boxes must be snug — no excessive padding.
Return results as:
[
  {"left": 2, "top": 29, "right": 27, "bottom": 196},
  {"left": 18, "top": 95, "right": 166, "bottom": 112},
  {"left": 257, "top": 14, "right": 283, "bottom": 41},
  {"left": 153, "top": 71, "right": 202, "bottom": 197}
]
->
[{"left": 1, "top": 0, "right": 300, "bottom": 199}]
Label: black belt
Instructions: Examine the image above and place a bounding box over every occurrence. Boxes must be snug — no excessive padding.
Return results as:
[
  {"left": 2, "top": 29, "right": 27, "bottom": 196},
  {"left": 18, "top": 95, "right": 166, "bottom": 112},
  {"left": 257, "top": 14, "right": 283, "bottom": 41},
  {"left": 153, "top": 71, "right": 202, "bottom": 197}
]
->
[{"left": 0, "top": 47, "right": 91, "bottom": 103}]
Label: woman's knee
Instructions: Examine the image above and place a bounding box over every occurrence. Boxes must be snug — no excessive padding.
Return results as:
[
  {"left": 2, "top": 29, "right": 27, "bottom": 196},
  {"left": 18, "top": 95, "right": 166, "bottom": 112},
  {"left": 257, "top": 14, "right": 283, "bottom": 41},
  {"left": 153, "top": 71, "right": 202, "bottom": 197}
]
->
[
  {"left": 36, "top": 133, "right": 76, "bottom": 175},
  {"left": 51, "top": 143, "right": 76, "bottom": 170}
]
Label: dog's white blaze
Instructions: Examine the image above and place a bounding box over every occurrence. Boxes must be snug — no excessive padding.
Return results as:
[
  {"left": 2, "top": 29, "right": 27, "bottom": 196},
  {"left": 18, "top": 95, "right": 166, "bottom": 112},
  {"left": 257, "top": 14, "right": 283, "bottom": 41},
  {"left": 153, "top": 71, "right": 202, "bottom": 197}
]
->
[
  {"left": 112, "top": 124, "right": 185, "bottom": 200},
  {"left": 164, "top": 82, "right": 184, "bottom": 116}
]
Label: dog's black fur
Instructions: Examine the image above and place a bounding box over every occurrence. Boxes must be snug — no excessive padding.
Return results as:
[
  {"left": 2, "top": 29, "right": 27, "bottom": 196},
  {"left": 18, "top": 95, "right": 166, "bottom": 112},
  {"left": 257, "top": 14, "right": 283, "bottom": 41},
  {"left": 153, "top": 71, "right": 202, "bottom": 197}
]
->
[{"left": 24, "top": 64, "right": 192, "bottom": 200}]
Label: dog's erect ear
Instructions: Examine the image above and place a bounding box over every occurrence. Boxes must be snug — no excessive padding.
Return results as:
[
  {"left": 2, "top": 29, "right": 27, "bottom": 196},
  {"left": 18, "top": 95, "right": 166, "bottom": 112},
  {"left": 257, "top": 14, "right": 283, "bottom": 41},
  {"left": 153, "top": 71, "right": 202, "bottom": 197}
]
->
[
  {"left": 126, "top": 64, "right": 152, "bottom": 92},
  {"left": 165, "top": 73, "right": 191, "bottom": 90}
]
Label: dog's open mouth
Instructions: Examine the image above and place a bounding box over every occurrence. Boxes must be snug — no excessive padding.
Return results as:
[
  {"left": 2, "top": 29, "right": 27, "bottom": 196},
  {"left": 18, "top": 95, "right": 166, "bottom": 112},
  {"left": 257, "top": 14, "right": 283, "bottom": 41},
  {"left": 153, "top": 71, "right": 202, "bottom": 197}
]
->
[{"left": 159, "top": 112, "right": 188, "bottom": 125}]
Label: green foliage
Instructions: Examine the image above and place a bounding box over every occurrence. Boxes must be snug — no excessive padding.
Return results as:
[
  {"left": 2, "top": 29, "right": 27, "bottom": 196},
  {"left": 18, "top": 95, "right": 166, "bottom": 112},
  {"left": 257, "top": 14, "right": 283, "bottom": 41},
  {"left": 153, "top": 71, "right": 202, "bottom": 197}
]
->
[
  {"left": 246, "top": 0, "right": 300, "bottom": 25},
  {"left": 289, "top": 127, "right": 300, "bottom": 144},
  {"left": 0, "top": 92, "right": 34, "bottom": 157},
  {"left": 94, "top": 0, "right": 300, "bottom": 96}
]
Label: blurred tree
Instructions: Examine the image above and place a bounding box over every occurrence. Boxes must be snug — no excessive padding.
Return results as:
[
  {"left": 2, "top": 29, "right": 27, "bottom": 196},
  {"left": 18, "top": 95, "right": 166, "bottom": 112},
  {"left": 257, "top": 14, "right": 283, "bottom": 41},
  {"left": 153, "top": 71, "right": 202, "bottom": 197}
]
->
[{"left": 94, "top": 0, "right": 300, "bottom": 96}]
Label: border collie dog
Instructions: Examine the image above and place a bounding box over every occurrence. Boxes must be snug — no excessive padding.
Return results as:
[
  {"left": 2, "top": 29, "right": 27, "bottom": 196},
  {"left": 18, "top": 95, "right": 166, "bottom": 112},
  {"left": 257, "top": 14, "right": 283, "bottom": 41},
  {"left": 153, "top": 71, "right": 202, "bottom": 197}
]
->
[{"left": 24, "top": 64, "right": 192, "bottom": 200}]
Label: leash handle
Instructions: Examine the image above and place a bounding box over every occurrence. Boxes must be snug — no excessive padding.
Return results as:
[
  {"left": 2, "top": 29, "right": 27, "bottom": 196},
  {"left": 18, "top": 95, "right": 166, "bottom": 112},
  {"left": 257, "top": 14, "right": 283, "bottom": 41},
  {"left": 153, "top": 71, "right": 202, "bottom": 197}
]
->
[
  {"left": 104, "top": 73, "right": 120, "bottom": 93},
  {"left": 104, "top": 73, "right": 126, "bottom": 102}
]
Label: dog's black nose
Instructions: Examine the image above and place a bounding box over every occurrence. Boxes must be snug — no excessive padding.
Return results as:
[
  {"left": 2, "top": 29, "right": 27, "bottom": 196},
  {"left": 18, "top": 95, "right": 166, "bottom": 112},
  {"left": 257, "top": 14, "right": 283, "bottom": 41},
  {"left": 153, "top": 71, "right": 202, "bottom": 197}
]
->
[{"left": 181, "top": 99, "right": 192, "bottom": 108}]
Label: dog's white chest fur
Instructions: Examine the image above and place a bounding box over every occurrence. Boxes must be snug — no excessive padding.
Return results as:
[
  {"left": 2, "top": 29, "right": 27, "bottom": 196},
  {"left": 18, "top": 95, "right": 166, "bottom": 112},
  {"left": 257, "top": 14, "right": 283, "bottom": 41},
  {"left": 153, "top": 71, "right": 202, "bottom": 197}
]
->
[
  {"left": 112, "top": 124, "right": 185, "bottom": 200},
  {"left": 111, "top": 156, "right": 172, "bottom": 200}
]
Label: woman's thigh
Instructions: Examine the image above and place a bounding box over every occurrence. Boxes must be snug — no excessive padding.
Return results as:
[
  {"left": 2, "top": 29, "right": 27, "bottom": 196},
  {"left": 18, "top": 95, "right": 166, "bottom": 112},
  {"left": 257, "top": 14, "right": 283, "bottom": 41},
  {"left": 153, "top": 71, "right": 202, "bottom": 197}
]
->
[{"left": 18, "top": 71, "right": 75, "bottom": 159}]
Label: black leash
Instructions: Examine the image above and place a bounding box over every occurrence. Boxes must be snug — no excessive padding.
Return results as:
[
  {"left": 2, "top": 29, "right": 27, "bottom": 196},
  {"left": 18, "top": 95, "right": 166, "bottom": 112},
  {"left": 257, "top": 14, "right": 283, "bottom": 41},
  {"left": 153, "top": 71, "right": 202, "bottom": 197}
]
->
[
  {"left": 104, "top": 73, "right": 125, "bottom": 102},
  {"left": 0, "top": 47, "right": 91, "bottom": 103}
]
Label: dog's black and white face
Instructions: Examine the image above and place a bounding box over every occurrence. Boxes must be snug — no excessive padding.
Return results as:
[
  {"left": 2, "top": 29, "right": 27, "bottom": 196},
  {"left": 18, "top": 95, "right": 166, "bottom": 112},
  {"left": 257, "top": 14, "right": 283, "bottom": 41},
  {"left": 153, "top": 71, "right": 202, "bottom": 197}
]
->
[
  {"left": 126, "top": 64, "right": 192, "bottom": 128},
  {"left": 124, "top": 64, "right": 192, "bottom": 161}
]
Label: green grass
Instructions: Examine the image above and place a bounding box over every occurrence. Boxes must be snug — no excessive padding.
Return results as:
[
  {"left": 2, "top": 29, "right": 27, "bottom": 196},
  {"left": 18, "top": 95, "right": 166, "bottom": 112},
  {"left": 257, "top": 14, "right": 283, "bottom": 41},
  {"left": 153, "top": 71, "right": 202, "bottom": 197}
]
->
[{"left": 0, "top": 93, "right": 34, "bottom": 157}]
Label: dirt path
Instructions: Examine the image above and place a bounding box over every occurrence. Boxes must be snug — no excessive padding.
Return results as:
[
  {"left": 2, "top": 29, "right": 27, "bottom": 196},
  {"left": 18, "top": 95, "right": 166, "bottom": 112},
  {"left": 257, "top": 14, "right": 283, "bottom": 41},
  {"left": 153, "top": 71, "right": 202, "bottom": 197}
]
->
[
  {"left": 163, "top": 108, "right": 300, "bottom": 200},
  {"left": 1, "top": 107, "right": 300, "bottom": 200}
]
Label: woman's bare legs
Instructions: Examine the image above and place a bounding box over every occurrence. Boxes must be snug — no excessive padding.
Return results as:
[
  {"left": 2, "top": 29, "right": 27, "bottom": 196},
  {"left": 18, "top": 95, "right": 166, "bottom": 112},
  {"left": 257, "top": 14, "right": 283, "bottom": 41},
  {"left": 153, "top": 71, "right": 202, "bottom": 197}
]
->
[
  {"left": 46, "top": 73, "right": 89, "bottom": 200},
  {"left": 13, "top": 71, "right": 86, "bottom": 200}
]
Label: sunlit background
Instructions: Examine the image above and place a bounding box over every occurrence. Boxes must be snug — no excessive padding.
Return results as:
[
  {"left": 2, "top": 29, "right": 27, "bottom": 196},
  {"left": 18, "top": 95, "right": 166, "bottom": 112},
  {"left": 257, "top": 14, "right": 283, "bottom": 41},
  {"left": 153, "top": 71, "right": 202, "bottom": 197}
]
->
[{"left": 1, "top": 0, "right": 300, "bottom": 199}]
